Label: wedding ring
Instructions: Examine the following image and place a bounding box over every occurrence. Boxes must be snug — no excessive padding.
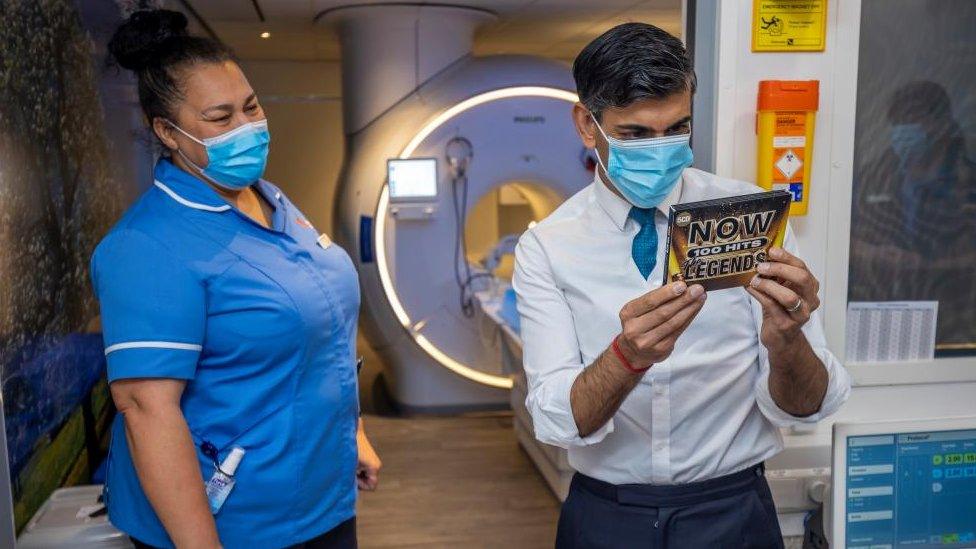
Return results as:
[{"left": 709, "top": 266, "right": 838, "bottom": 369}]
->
[{"left": 787, "top": 298, "right": 803, "bottom": 313}]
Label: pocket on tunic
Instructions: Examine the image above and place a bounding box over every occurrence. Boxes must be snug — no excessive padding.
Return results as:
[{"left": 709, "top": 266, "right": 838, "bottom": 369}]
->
[{"left": 187, "top": 400, "right": 290, "bottom": 465}]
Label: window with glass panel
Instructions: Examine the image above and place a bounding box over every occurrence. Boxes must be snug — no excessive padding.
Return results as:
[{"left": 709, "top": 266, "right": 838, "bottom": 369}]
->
[{"left": 848, "top": 0, "right": 976, "bottom": 357}]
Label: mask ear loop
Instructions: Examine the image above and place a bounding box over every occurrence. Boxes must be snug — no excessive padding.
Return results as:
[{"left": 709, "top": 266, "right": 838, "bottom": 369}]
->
[
  {"left": 166, "top": 119, "right": 205, "bottom": 146},
  {"left": 164, "top": 120, "right": 204, "bottom": 168},
  {"left": 588, "top": 110, "right": 614, "bottom": 145},
  {"left": 165, "top": 120, "right": 224, "bottom": 188},
  {"left": 588, "top": 111, "right": 614, "bottom": 179},
  {"left": 174, "top": 147, "right": 206, "bottom": 175}
]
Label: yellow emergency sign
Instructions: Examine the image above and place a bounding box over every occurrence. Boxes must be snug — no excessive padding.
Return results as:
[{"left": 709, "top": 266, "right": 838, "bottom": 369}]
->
[{"left": 752, "top": 1, "right": 827, "bottom": 52}]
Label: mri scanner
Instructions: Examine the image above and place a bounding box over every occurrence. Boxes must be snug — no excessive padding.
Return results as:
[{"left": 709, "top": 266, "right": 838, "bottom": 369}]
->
[{"left": 326, "top": 5, "right": 593, "bottom": 411}]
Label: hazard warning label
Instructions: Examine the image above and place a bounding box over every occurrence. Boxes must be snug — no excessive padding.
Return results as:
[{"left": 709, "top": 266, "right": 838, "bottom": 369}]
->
[
  {"left": 770, "top": 112, "right": 807, "bottom": 204},
  {"left": 776, "top": 149, "right": 803, "bottom": 179}
]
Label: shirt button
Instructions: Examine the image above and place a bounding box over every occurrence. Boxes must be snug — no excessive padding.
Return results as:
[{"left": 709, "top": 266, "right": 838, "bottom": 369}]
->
[
  {"left": 655, "top": 442, "right": 666, "bottom": 451},
  {"left": 654, "top": 386, "right": 665, "bottom": 396}
]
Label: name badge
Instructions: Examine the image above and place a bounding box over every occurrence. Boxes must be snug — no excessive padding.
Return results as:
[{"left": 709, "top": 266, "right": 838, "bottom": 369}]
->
[{"left": 317, "top": 233, "right": 333, "bottom": 249}]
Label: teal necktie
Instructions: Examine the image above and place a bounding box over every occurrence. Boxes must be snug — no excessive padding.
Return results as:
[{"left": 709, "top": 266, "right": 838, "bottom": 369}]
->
[{"left": 629, "top": 207, "right": 658, "bottom": 279}]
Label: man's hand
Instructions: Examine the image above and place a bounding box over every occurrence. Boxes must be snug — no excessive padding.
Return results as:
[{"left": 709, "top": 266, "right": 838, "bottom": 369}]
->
[
  {"left": 745, "top": 247, "right": 821, "bottom": 351},
  {"left": 746, "top": 246, "right": 828, "bottom": 417},
  {"left": 616, "top": 281, "right": 707, "bottom": 368},
  {"left": 356, "top": 420, "right": 381, "bottom": 491},
  {"left": 570, "top": 281, "right": 706, "bottom": 437}
]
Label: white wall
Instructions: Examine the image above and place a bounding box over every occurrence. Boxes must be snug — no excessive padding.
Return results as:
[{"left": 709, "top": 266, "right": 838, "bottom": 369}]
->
[{"left": 699, "top": 0, "right": 842, "bottom": 300}]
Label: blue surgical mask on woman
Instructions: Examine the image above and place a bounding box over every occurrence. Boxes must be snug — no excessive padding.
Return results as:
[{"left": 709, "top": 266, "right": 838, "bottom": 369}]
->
[
  {"left": 591, "top": 112, "right": 693, "bottom": 209},
  {"left": 169, "top": 119, "right": 271, "bottom": 190}
]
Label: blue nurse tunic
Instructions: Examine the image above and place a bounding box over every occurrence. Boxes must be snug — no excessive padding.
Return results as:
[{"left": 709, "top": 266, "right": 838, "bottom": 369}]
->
[{"left": 90, "top": 159, "right": 360, "bottom": 548}]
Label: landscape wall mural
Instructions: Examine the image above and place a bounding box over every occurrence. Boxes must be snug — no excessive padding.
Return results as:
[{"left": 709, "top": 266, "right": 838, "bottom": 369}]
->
[{"left": 0, "top": 0, "right": 152, "bottom": 530}]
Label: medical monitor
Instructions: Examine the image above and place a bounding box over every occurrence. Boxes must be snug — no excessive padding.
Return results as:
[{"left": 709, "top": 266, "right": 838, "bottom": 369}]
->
[
  {"left": 387, "top": 158, "right": 438, "bottom": 202},
  {"left": 832, "top": 417, "right": 976, "bottom": 548}
]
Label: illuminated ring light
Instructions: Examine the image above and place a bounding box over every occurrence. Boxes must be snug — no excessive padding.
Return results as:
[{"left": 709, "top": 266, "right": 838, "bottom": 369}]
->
[{"left": 375, "top": 86, "right": 579, "bottom": 389}]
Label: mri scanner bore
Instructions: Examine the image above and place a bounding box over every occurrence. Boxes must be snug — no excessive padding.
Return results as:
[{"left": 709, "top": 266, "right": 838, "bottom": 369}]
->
[
  {"left": 378, "top": 108, "right": 582, "bottom": 390},
  {"left": 334, "top": 53, "right": 594, "bottom": 410}
]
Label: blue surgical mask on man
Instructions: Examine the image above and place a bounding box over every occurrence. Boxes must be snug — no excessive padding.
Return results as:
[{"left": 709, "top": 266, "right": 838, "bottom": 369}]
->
[
  {"left": 889, "top": 123, "right": 929, "bottom": 169},
  {"left": 169, "top": 119, "right": 271, "bottom": 190},
  {"left": 590, "top": 112, "right": 693, "bottom": 209}
]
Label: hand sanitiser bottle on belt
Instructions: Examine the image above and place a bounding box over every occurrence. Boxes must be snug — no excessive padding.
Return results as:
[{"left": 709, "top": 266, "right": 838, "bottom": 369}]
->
[{"left": 206, "top": 446, "right": 245, "bottom": 514}]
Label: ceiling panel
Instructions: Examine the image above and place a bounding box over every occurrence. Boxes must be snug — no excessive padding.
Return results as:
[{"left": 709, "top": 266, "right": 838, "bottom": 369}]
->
[
  {"left": 186, "top": 0, "right": 682, "bottom": 62},
  {"left": 308, "top": 0, "right": 535, "bottom": 17},
  {"left": 210, "top": 21, "right": 334, "bottom": 61},
  {"left": 186, "top": 0, "right": 263, "bottom": 22},
  {"left": 259, "top": 0, "right": 317, "bottom": 20}
]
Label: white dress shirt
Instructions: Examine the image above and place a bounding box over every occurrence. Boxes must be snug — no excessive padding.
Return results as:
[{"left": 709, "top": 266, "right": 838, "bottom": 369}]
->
[{"left": 513, "top": 167, "right": 851, "bottom": 485}]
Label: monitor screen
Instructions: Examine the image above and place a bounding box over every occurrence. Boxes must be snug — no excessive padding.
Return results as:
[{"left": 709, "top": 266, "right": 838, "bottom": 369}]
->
[
  {"left": 388, "top": 158, "right": 438, "bottom": 202},
  {"left": 845, "top": 428, "right": 976, "bottom": 548}
]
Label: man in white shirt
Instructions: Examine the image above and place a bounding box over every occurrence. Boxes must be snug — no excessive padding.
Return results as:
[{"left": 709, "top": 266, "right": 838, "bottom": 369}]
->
[{"left": 513, "top": 23, "right": 851, "bottom": 548}]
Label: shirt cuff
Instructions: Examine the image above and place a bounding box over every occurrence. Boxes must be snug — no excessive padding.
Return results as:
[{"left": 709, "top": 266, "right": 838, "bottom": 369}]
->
[
  {"left": 105, "top": 341, "right": 201, "bottom": 382},
  {"left": 526, "top": 367, "right": 614, "bottom": 449},
  {"left": 756, "top": 346, "right": 852, "bottom": 427}
]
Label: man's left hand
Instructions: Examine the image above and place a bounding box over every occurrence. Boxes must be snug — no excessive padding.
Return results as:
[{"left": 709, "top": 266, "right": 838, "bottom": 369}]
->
[{"left": 746, "top": 246, "right": 821, "bottom": 351}]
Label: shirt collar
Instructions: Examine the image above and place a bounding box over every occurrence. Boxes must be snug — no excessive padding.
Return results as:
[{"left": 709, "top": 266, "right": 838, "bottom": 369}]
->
[
  {"left": 592, "top": 171, "right": 684, "bottom": 231},
  {"left": 152, "top": 159, "right": 285, "bottom": 216},
  {"left": 153, "top": 158, "right": 231, "bottom": 212}
]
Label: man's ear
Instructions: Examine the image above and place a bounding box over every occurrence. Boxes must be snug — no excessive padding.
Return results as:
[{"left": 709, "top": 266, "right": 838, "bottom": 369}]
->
[
  {"left": 151, "top": 117, "right": 179, "bottom": 151},
  {"left": 572, "top": 103, "right": 598, "bottom": 149}
]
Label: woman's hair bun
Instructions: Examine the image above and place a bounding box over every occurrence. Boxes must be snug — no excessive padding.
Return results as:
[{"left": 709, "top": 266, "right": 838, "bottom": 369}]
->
[{"left": 108, "top": 9, "right": 189, "bottom": 71}]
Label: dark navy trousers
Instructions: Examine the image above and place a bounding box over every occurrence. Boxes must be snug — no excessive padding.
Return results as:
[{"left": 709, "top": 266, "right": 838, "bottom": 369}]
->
[
  {"left": 132, "top": 517, "right": 356, "bottom": 549},
  {"left": 555, "top": 464, "right": 784, "bottom": 549}
]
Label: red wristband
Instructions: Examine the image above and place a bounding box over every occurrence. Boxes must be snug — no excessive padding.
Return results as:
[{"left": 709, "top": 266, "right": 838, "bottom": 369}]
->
[{"left": 612, "top": 335, "right": 651, "bottom": 374}]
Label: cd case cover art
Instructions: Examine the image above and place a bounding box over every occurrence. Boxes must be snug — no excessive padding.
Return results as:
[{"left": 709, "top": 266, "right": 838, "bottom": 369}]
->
[{"left": 663, "top": 190, "right": 791, "bottom": 291}]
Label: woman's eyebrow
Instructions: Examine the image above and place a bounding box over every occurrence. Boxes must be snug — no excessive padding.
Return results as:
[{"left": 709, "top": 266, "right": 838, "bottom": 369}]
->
[
  {"left": 201, "top": 94, "right": 257, "bottom": 117},
  {"left": 202, "top": 103, "right": 233, "bottom": 117}
]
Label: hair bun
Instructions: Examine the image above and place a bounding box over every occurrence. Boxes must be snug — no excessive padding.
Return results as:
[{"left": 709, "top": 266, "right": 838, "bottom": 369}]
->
[{"left": 108, "top": 9, "right": 189, "bottom": 71}]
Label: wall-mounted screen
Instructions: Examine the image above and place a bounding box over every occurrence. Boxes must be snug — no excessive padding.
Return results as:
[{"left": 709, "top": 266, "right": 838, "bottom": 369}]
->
[{"left": 388, "top": 158, "right": 438, "bottom": 202}]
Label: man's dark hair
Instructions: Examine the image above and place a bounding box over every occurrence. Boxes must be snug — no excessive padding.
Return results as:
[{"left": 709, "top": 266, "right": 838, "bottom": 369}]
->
[
  {"left": 573, "top": 23, "right": 696, "bottom": 119},
  {"left": 887, "top": 80, "right": 952, "bottom": 125}
]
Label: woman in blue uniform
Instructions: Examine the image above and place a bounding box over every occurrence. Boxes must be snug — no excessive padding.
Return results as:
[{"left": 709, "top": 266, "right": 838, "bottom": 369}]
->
[{"left": 91, "top": 9, "right": 380, "bottom": 548}]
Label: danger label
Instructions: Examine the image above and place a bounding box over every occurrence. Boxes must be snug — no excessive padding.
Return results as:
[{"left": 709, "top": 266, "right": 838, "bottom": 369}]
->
[
  {"left": 776, "top": 149, "right": 803, "bottom": 179},
  {"left": 770, "top": 111, "right": 807, "bottom": 198}
]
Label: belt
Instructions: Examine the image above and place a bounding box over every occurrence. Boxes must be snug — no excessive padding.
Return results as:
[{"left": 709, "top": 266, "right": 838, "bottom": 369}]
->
[{"left": 573, "top": 463, "right": 766, "bottom": 508}]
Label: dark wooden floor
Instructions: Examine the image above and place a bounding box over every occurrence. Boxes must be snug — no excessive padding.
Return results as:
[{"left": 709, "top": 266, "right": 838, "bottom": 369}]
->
[{"left": 356, "top": 414, "right": 561, "bottom": 549}]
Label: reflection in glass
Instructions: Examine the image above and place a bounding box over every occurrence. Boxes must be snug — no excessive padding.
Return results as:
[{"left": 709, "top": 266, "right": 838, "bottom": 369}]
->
[{"left": 849, "top": 0, "right": 976, "bottom": 355}]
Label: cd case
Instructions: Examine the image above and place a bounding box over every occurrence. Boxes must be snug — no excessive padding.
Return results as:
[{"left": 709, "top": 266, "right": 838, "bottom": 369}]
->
[{"left": 662, "top": 190, "right": 791, "bottom": 291}]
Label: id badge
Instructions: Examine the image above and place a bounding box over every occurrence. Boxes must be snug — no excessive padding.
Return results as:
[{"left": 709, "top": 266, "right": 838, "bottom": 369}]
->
[{"left": 317, "top": 233, "right": 333, "bottom": 249}]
